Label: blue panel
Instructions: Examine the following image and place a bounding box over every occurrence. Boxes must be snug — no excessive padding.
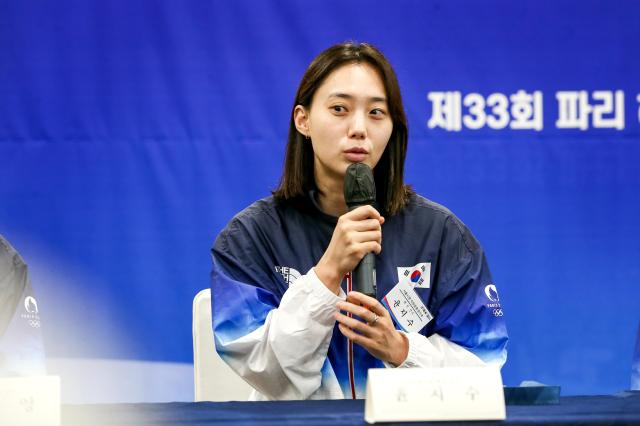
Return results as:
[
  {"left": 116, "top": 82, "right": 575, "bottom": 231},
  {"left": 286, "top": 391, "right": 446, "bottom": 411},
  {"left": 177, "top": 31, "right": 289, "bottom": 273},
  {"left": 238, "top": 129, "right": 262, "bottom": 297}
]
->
[{"left": 1, "top": 0, "right": 638, "bottom": 395}]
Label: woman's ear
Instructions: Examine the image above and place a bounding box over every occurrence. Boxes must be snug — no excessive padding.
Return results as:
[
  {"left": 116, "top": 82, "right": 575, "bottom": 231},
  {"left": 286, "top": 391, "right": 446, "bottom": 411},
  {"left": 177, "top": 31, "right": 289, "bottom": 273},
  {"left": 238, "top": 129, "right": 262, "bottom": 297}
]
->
[{"left": 293, "top": 105, "right": 310, "bottom": 138}]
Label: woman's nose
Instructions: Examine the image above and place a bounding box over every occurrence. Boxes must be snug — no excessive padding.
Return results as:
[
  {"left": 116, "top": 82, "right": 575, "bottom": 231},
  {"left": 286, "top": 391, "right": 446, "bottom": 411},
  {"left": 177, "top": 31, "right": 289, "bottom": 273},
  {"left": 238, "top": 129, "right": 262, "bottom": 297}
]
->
[{"left": 348, "top": 112, "right": 367, "bottom": 139}]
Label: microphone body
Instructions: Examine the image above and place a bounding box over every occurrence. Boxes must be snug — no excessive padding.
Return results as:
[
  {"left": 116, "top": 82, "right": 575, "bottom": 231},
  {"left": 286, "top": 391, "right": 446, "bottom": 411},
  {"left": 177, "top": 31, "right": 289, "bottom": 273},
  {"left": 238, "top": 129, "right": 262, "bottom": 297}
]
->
[
  {"left": 352, "top": 250, "right": 377, "bottom": 298},
  {"left": 343, "top": 163, "right": 377, "bottom": 298}
]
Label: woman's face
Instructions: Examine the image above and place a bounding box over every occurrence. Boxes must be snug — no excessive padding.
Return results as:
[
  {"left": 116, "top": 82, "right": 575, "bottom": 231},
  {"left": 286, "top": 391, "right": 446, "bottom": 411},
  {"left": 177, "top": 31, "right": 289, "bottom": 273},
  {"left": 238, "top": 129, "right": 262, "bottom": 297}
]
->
[{"left": 295, "top": 63, "right": 393, "bottom": 186}]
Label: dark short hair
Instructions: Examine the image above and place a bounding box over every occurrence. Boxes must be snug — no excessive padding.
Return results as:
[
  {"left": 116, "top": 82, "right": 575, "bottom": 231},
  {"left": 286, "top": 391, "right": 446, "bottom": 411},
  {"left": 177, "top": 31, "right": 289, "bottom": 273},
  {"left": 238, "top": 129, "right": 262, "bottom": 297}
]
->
[{"left": 273, "top": 42, "right": 413, "bottom": 216}]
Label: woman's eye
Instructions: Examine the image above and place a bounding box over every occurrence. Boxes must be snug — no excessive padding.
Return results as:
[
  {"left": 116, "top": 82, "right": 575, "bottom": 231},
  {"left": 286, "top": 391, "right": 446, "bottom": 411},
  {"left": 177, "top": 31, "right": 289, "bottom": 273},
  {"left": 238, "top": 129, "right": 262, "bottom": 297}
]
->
[
  {"left": 370, "top": 108, "right": 386, "bottom": 116},
  {"left": 331, "top": 105, "right": 346, "bottom": 113}
]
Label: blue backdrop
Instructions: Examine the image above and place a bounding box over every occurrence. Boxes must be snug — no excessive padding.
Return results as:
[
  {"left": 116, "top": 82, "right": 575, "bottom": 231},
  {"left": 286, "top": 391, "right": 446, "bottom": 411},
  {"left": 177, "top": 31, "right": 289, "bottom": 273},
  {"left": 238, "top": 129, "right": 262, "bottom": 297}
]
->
[{"left": 1, "top": 0, "right": 638, "bottom": 397}]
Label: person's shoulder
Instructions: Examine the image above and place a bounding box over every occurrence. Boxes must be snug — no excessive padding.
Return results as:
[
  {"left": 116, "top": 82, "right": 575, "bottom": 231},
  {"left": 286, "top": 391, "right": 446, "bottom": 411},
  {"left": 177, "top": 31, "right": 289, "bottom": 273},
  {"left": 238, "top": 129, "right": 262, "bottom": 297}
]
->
[
  {"left": 221, "top": 196, "right": 284, "bottom": 235},
  {"left": 404, "top": 193, "right": 456, "bottom": 220},
  {"left": 404, "top": 193, "right": 481, "bottom": 253},
  {"left": 232, "top": 196, "right": 281, "bottom": 223},
  {"left": 213, "top": 196, "right": 283, "bottom": 253}
]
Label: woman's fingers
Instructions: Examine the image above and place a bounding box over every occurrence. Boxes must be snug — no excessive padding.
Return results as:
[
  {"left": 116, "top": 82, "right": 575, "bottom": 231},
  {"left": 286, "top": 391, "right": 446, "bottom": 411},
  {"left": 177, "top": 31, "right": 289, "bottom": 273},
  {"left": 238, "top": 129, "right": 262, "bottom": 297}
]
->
[
  {"left": 338, "top": 324, "right": 374, "bottom": 348},
  {"left": 336, "top": 297, "right": 408, "bottom": 365},
  {"left": 344, "top": 205, "right": 384, "bottom": 223},
  {"left": 336, "top": 300, "right": 378, "bottom": 323},
  {"left": 348, "top": 218, "right": 382, "bottom": 232},
  {"left": 335, "top": 312, "right": 375, "bottom": 335},
  {"left": 349, "top": 230, "right": 381, "bottom": 244},
  {"left": 345, "top": 291, "right": 388, "bottom": 317},
  {"left": 314, "top": 205, "right": 384, "bottom": 292}
]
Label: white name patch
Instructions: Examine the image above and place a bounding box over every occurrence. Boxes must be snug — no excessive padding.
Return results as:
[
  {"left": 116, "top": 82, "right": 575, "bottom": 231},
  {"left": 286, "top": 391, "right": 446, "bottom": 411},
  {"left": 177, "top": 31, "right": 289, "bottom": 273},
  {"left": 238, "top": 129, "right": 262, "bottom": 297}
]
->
[{"left": 382, "top": 280, "right": 432, "bottom": 333}]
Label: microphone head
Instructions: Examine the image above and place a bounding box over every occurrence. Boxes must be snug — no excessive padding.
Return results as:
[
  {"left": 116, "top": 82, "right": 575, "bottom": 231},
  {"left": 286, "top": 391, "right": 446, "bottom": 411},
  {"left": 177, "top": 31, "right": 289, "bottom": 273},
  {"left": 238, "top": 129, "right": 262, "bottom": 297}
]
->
[{"left": 344, "top": 163, "right": 376, "bottom": 209}]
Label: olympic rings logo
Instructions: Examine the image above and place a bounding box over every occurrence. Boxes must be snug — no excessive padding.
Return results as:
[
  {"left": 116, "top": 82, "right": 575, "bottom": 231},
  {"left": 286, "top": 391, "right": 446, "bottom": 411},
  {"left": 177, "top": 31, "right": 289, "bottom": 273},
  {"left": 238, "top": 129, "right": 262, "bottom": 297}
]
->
[
  {"left": 28, "top": 320, "right": 41, "bottom": 328},
  {"left": 492, "top": 309, "right": 503, "bottom": 317}
]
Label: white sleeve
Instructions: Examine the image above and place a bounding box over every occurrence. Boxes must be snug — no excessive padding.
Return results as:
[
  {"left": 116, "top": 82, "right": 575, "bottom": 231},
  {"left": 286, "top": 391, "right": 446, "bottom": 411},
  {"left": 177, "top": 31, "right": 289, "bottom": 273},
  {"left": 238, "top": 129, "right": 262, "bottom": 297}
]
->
[
  {"left": 217, "top": 268, "right": 345, "bottom": 400},
  {"left": 384, "top": 332, "right": 487, "bottom": 369}
]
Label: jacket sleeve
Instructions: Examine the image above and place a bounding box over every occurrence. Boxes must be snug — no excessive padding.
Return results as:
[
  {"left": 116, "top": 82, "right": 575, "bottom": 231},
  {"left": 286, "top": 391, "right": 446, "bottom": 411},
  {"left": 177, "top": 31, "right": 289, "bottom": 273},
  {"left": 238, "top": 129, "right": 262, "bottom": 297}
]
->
[
  {"left": 0, "top": 235, "right": 46, "bottom": 377},
  {"left": 211, "top": 225, "right": 345, "bottom": 400},
  {"left": 387, "top": 217, "right": 508, "bottom": 369}
]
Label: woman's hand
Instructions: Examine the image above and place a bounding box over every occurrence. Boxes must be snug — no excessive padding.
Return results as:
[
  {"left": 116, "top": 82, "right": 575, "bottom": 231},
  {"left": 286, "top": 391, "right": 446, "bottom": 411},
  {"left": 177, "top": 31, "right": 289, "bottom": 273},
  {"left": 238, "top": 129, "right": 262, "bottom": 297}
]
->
[
  {"left": 335, "top": 291, "right": 409, "bottom": 366},
  {"left": 314, "top": 205, "right": 384, "bottom": 294}
]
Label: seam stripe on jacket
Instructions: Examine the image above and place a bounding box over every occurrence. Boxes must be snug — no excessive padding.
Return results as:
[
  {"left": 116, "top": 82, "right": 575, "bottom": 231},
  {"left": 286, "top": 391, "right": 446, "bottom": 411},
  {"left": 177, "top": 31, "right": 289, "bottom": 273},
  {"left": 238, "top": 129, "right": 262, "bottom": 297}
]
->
[{"left": 346, "top": 272, "right": 356, "bottom": 399}]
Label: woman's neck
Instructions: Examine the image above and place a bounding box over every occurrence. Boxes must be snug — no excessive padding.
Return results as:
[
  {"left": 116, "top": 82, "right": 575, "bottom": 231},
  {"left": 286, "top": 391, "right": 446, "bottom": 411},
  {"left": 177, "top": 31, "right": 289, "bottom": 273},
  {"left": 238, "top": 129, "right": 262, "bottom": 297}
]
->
[{"left": 315, "top": 175, "right": 348, "bottom": 217}]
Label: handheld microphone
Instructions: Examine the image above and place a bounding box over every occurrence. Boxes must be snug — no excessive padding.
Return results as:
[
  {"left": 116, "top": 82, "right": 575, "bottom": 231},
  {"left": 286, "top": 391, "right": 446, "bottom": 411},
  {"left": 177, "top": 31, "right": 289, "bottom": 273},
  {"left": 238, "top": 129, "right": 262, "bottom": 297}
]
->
[{"left": 343, "top": 163, "right": 377, "bottom": 298}]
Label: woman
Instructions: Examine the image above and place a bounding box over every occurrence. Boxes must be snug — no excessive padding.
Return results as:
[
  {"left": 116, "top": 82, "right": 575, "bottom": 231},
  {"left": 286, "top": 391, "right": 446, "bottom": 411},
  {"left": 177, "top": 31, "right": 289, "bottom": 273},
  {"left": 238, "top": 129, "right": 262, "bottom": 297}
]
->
[{"left": 210, "top": 42, "right": 508, "bottom": 400}]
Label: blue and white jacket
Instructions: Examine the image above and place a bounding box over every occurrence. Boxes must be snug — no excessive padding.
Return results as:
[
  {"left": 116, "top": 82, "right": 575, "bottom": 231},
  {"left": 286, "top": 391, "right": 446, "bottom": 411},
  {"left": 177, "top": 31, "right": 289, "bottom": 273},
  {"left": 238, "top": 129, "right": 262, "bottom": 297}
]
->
[{"left": 210, "top": 193, "right": 508, "bottom": 400}]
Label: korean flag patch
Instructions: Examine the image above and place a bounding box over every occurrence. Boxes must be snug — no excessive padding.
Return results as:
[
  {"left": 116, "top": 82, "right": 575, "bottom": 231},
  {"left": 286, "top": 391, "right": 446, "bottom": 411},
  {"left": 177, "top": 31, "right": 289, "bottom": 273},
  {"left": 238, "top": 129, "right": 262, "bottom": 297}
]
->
[{"left": 397, "top": 262, "right": 431, "bottom": 288}]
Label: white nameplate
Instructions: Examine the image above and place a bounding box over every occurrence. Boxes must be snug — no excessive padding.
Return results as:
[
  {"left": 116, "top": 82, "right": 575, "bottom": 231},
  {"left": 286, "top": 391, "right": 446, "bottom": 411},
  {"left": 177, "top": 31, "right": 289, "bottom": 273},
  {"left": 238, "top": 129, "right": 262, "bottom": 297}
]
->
[
  {"left": 0, "top": 375, "right": 60, "bottom": 426},
  {"left": 365, "top": 366, "right": 505, "bottom": 423}
]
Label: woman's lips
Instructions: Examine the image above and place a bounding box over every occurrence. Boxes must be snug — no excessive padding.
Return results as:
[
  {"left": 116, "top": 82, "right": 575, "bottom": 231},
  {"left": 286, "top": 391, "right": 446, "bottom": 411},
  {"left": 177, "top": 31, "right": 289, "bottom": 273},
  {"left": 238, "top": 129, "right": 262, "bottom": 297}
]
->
[
  {"left": 344, "top": 152, "right": 367, "bottom": 162},
  {"left": 344, "top": 148, "right": 368, "bottom": 162}
]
